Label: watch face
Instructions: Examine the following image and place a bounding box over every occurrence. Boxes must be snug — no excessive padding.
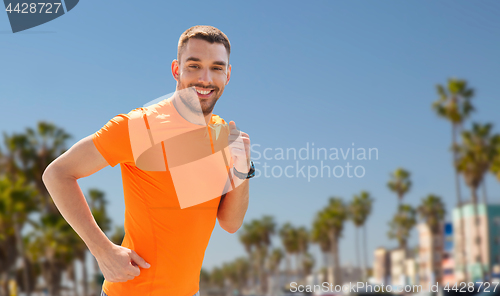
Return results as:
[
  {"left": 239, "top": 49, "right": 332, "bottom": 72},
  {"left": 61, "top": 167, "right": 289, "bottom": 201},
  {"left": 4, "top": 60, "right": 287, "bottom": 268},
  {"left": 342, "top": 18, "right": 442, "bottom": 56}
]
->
[{"left": 247, "top": 161, "right": 256, "bottom": 178}]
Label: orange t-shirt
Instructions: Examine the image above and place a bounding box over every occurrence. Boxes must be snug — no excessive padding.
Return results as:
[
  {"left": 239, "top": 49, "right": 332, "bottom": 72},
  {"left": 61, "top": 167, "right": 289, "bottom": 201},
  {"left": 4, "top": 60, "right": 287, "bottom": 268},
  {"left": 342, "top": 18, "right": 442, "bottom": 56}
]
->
[{"left": 92, "top": 98, "right": 232, "bottom": 296}]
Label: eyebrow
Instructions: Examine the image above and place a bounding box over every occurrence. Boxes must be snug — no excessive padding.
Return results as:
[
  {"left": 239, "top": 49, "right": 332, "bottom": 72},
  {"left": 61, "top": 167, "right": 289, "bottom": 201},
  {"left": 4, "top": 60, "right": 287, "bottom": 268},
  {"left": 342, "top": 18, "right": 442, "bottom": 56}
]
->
[{"left": 185, "top": 56, "right": 227, "bottom": 67}]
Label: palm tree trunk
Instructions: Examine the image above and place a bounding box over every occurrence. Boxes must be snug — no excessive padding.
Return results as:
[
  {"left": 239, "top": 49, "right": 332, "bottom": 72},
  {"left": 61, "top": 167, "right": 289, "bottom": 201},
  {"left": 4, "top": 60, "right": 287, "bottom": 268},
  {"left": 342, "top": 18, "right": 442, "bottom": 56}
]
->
[
  {"left": 297, "top": 252, "right": 303, "bottom": 281},
  {"left": 48, "top": 261, "right": 63, "bottom": 296},
  {"left": 481, "top": 179, "right": 488, "bottom": 204},
  {"left": 453, "top": 124, "right": 469, "bottom": 282},
  {"left": 330, "top": 232, "right": 342, "bottom": 286},
  {"left": 430, "top": 228, "right": 437, "bottom": 285},
  {"left": 260, "top": 248, "right": 267, "bottom": 295},
  {"left": 355, "top": 227, "right": 360, "bottom": 276},
  {"left": 471, "top": 188, "right": 485, "bottom": 281},
  {"left": 322, "top": 251, "right": 328, "bottom": 273},
  {"left": 70, "top": 262, "right": 79, "bottom": 296},
  {"left": 82, "top": 253, "right": 88, "bottom": 296},
  {"left": 0, "top": 272, "right": 7, "bottom": 296},
  {"left": 12, "top": 216, "right": 31, "bottom": 296},
  {"left": 245, "top": 249, "right": 254, "bottom": 291},
  {"left": 94, "top": 257, "right": 100, "bottom": 295},
  {"left": 285, "top": 253, "right": 291, "bottom": 284},
  {"left": 362, "top": 225, "right": 368, "bottom": 281},
  {"left": 254, "top": 249, "right": 261, "bottom": 295}
]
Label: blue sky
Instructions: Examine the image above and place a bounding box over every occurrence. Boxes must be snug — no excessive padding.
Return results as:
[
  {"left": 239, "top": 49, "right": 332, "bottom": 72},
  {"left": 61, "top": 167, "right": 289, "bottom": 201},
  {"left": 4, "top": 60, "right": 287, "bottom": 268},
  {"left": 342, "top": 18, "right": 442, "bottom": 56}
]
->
[{"left": 2, "top": 0, "right": 500, "bottom": 272}]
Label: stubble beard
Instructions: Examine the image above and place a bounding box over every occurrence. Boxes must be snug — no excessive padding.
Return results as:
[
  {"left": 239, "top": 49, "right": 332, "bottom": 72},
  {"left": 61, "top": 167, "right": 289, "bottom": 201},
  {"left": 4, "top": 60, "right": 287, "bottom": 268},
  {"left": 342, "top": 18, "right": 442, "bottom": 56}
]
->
[{"left": 176, "top": 83, "right": 221, "bottom": 116}]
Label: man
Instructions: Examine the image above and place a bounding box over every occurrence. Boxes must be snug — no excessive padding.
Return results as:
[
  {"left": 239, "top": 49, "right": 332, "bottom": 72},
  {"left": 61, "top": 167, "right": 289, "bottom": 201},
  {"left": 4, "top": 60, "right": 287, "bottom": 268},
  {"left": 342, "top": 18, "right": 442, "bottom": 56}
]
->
[{"left": 42, "top": 25, "right": 254, "bottom": 296}]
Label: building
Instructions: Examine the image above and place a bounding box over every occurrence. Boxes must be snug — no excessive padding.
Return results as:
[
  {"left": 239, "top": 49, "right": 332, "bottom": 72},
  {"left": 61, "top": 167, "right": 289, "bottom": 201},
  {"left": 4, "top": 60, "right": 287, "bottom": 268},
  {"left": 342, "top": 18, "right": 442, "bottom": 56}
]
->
[
  {"left": 405, "top": 257, "right": 418, "bottom": 285},
  {"left": 453, "top": 203, "right": 500, "bottom": 282},
  {"left": 418, "top": 222, "right": 444, "bottom": 290},
  {"left": 442, "top": 223, "right": 455, "bottom": 285},
  {"left": 373, "top": 247, "right": 391, "bottom": 284},
  {"left": 323, "top": 264, "right": 363, "bottom": 286},
  {"left": 442, "top": 253, "right": 455, "bottom": 285},
  {"left": 390, "top": 248, "right": 407, "bottom": 286}
]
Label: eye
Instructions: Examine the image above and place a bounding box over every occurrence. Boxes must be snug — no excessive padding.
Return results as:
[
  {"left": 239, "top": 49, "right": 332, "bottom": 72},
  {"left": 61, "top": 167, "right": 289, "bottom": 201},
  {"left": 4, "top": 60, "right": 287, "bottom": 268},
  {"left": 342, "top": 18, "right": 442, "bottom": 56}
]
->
[
  {"left": 213, "top": 67, "right": 223, "bottom": 71},
  {"left": 188, "top": 65, "right": 199, "bottom": 69}
]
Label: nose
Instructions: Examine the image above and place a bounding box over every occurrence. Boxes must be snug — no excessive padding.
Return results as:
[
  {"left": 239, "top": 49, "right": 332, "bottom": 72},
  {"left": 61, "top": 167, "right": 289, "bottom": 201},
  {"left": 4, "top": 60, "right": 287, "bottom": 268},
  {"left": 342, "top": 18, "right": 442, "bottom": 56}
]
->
[{"left": 198, "top": 68, "right": 213, "bottom": 86}]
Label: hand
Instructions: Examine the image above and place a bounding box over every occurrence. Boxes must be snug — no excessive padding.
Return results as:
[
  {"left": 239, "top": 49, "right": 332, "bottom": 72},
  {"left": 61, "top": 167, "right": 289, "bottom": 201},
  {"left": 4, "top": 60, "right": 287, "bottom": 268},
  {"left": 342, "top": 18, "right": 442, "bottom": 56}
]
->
[
  {"left": 228, "top": 121, "right": 251, "bottom": 173},
  {"left": 94, "top": 244, "right": 151, "bottom": 283}
]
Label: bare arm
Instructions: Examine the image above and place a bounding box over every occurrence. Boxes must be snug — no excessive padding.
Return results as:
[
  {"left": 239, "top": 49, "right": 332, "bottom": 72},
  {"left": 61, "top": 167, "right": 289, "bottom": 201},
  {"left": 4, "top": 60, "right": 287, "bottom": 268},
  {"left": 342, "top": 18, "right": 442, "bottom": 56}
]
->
[
  {"left": 217, "top": 174, "right": 249, "bottom": 233},
  {"left": 42, "top": 135, "right": 150, "bottom": 282},
  {"left": 217, "top": 121, "right": 250, "bottom": 233}
]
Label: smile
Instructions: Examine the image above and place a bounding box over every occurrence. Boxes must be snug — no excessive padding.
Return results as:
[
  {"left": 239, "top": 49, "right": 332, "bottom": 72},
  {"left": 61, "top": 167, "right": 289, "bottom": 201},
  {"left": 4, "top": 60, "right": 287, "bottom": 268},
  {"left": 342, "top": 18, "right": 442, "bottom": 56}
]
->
[{"left": 195, "top": 88, "right": 213, "bottom": 95}]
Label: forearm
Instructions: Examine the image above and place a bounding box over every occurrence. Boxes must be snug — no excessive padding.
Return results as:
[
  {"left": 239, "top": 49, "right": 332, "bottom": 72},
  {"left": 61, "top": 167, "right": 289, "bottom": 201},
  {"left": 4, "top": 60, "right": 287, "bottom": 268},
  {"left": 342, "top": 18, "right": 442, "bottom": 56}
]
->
[
  {"left": 217, "top": 175, "right": 249, "bottom": 233},
  {"left": 42, "top": 169, "right": 113, "bottom": 257}
]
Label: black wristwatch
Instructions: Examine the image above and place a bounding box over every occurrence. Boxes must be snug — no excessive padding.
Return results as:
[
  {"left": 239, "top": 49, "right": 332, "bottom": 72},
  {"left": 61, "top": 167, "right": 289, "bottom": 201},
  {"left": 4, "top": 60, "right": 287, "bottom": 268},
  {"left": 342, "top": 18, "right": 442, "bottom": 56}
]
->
[{"left": 233, "top": 160, "right": 255, "bottom": 179}]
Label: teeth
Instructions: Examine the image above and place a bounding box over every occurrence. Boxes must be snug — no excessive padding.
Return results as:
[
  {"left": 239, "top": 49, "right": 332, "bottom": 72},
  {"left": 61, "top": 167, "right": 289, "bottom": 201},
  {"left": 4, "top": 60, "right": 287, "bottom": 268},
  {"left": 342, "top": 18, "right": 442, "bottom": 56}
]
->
[{"left": 196, "top": 89, "right": 212, "bottom": 95}]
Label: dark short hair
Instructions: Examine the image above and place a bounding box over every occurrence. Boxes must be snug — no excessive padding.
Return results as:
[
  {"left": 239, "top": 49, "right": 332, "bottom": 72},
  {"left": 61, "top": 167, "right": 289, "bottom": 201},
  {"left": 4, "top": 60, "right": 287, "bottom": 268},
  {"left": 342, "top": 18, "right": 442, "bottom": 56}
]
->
[{"left": 177, "top": 25, "right": 231, "bottom": 63}]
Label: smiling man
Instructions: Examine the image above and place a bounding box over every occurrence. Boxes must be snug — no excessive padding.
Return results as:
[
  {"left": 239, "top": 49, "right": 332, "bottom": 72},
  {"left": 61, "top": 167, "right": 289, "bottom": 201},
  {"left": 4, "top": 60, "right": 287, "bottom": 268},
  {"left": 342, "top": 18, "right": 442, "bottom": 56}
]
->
[{"left": 42, "top": 25, "right": 254, "bottom": 296}]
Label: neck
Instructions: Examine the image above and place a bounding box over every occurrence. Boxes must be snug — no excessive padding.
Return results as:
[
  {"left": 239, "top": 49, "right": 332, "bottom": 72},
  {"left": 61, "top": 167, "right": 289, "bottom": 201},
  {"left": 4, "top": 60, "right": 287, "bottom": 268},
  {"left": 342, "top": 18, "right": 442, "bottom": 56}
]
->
[{"left": 171, "top": 95, "right": 212, "bottom": 125}]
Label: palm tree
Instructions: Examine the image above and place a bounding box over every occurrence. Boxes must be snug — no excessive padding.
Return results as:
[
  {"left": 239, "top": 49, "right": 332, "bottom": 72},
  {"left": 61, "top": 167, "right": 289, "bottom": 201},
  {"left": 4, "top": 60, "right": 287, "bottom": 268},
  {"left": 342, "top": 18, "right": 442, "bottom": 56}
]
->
[
  {"left": 210, "top": 266, "right": 225, "bottom": 290},
  {"left": 311, "top": 217, "right": 331, "bottom": 280},
  {"left": 26, "top": 122, "right": 71, "bottom": 213},
  {"left": 268, "top": 248, "right": 283, "bottom": 275},
  {"left": 72, "top": 233, "right": 89, "bottom": 296},
  {"left": 387, "top": 168, "right": 411, "bottom": 207},
  {"left": 0, "top": 175, "right": 31, "bottom": 296},
  {"left": 268, "top": 248, "right": 283, "bottom": 295},
  {"left": 418, "top": 194, "right": 446, "bottom": 284},
  {"left": 296, "top": 226, "right": 309, "bottom": 279},
  {"left": 232, "top": 257, "right": 249, "bottom": 295},
  {"left": 455, "top": 123, "right": 500, "bottom": 279},
  {"left": 316, "top": 197, "right": 348, "bottom": 285},
  {"left": 200, "top": 268, "right": 210, "bottom": 291},
  {"left": 302, "top": 253, "right": 315, "bottom": 277},
  {"left": 27, "top": 213, "right": 79, "bottom": 296},
  {"left": 1, "top": 123, "right": 72, "bottom": 294},
  {"left": 432, "top": 78, "right": 474, "bottom": 281},
  {"left": 239, "top": 216, "right": 275, "bottom": 293},
  {"left": 349, "top": 191, "right": 374, "bottom": 281},
  {"left": 253, "top": 216, "right": 275, "bottom": 294},
  {"left": 1, "top": 134, "right": 39, "bottom": 296},
  {"left": 279, "top": 223, "right": 298, "bottom": 284},
  {"left": 222, "top": 261, "right": 238, "bottom": 296},
  {"left": 23, "top": 237, "right": 43, "bottom": 296},
  {"left": 110, "top": 225, "right": 125, "bottom": 245},
  {"left": 0, "top": 177, "right": 19, "bottom": 295},
  {"left": 239, "top": 223, "right": 258, "bottom": 290},
  {"left": 387, "top": 204, "right": 416, "bottom": 250},
  {"left": 490, "top": 130, "right": 500, "bottom": 182},
  {"left": 88, "top": 189, "right": 112, "bottom": 294},
  {"left": 2, "top": 123, "right": 71, "bottom": 215}
]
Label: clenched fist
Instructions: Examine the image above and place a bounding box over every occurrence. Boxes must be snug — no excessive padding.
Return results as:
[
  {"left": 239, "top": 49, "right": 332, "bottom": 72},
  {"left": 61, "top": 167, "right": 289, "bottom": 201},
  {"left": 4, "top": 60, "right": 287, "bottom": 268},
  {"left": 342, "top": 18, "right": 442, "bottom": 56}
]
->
[
  {"left": 95, "top": 244, "right": 151, "bottom": 283},
  {"left": 227, "top": 121, "right": 251, "bottom": 174}
]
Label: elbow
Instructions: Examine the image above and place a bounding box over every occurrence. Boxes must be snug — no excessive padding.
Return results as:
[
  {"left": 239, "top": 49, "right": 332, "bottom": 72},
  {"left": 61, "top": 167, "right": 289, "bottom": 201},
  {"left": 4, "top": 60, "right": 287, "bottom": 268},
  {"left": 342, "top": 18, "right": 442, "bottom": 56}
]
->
[
  {"left": 220, "top": 220, "right": 242, "bottom": 234},
  {"left": 224, "top": 227, "right": 240, "bottom": 234},
  {"left": 42, "top": 162, "right": 66, "bottom": 186},
  {"left": 42, "top": 164, "right": 53, "bottom": 185}
]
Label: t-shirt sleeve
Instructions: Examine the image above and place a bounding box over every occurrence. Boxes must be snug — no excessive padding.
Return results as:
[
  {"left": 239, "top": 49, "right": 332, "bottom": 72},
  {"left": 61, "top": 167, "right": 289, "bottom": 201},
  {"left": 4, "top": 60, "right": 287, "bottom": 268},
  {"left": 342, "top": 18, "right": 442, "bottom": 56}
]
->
[{"left": 91, "top": 114, "right": 134, "bottom": 167}]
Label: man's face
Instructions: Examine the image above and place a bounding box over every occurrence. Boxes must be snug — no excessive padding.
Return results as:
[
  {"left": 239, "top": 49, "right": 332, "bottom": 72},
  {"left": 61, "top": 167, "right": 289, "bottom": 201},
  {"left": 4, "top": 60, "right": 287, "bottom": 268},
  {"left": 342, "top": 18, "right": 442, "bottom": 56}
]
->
[{"left": 172, "top": 38, "right": 231, "bottom": 116}]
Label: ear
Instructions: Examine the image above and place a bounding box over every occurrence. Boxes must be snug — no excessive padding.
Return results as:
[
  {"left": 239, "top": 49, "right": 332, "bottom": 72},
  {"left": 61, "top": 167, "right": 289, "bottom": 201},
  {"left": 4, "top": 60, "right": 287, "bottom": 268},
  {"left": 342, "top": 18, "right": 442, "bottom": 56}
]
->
[
  {"left": 171, "top": 59, "right": 180, "bottom": 82},
  {"left": 225, "top": 64, "right": 232, "bottom": 85}
]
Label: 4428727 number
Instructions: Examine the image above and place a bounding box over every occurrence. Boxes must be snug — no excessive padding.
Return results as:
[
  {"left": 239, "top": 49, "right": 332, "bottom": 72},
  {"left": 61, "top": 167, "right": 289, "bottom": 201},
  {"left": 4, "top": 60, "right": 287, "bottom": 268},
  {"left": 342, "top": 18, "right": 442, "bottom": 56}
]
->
[
  {"left": 444, "top": 282, "right": 499, "bottom": 293},
  {"left": 5, "top": 3, "right": 62, "bottom": 14}
]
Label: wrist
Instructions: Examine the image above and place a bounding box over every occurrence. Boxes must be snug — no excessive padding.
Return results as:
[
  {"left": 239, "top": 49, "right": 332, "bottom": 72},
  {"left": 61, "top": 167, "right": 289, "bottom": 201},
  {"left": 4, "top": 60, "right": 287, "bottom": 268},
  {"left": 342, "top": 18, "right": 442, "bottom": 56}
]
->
[
  {"left": 88, "top": 236, "right": 115, "bottom": 258},
  {"left": 234, "top": 159, "right": 250, "bottom": 173},
  {"left": 233, "top": 160, "right": 255, "bottom": 180}
]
